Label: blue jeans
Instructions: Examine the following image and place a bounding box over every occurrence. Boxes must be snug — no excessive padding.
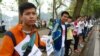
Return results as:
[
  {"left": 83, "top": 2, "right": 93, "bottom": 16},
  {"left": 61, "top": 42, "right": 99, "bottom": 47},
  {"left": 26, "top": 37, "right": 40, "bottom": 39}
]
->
[{"left": 54, "top": 47, "right": 65, "bottom": 56}]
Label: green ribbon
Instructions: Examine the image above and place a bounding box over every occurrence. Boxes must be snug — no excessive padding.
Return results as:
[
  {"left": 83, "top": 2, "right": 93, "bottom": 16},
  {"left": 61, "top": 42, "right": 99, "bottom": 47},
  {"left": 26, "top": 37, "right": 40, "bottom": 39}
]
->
[{"left": 28, "top": 33, "right": 36, "bottom": 47}]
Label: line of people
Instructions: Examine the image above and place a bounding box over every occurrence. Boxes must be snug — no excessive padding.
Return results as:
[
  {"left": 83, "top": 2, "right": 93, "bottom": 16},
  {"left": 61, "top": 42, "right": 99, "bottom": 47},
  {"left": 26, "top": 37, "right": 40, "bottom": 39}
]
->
[
  {"left": 48, "top": 11, "right": 94, "bottom": 56},
  {"left": 0, "top": 2, "right": 94, "bottom": 56}
]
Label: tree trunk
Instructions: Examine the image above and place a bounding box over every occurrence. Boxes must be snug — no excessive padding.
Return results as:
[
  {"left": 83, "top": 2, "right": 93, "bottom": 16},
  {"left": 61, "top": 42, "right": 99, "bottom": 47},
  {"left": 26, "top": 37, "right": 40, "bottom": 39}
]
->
[
  {"left": 53, "top": 0, "right": 56, "bottom": 19},
  {"left": 86, "top": 0, "right": 89, "bottom": 16},
  {"left": 35, "top": 0, "right": 41, "bottom": 19},
  {"left": 18, "top": 0, "right": 28, "bottom": 6},
  {"left": 0, "top": 8, "right": 2, "bottom": 20},
  {"left": 0, "top": 0, "right": 2, "bottom": 3},
  {"left": 0, "top": 0, "right": 2, "bottom": 20},
  {"left": 18, "top": 0, "right": 28, "bottom": 23},
  {"left": 38, "top": 6, "right": 41, "bottom": 19},
  {"left": 55, "top": 1, "right": 62, "bottom": 19},
  {"left": 73, "top": 0, "right": 84, "bottom": 19}
]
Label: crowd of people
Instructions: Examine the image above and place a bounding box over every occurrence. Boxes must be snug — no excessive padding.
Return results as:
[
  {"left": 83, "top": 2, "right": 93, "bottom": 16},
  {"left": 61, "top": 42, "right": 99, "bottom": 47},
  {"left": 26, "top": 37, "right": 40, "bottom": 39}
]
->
[
  {"left": 0, "top": 2, "right": 94, "bottom": 56},
  {"left": 48, "top": 12, "right": 94, "bottom": 56}
]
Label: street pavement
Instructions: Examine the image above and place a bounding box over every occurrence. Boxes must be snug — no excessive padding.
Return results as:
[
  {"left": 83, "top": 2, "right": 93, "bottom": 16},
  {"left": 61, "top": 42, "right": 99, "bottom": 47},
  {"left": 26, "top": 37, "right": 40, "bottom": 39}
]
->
[{"left": 80, "top": 21, "right": 100, "bottom": 56}]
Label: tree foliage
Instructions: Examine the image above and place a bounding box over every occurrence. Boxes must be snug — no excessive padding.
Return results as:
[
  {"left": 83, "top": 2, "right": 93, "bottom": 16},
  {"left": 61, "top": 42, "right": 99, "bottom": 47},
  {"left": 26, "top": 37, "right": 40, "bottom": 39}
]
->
[
  {"left": 81, "top": 0, "right": 100, "bottom": 17},
  {"left": 53, "top": 0, "right": 67, "bottom": 19},
  {"left": 16, "top": 0, "right": 28, "bottom": 23},
  {"left": 68, "top": 0, "right": 100, "bottom": 19},
  {"left": 17, "top": 0, "right": 28, "bottom": 6},
  {"left": 0, "top": 0, "right": 2, "bottom": 19},
  {"left": 0, "top": 0, "right": 2, "bottom": 3},
  {"left": 34, "top": 0, "right": 43, "bottom": 19},
  {"left": 72, "top": 0, "right": 84, "bottom": 19},
  {"left": 67, "top": 0, "right": 76, "bottom": 16}
]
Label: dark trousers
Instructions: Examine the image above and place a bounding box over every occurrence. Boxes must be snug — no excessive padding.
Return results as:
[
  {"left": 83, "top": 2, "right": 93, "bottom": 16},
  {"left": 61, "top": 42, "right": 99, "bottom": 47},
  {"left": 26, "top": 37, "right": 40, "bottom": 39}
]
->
[
  {"left": 65, "top": 40, "right": 72, "bottom": 56},
  {"left": 74, "top": 35, "right": 79, "bottom": 50}
]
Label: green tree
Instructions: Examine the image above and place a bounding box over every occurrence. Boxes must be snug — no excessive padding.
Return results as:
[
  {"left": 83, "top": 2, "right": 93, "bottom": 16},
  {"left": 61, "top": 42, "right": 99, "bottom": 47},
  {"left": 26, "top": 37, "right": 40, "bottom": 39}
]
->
[
  {"left": 68, "top": 0, "right": 100, "bottom": 19},
  {"left": 0, "top": 0, "right": 2, "bottom": 20},
  {"left": 73, "top": 0, "right": 84, "bottom": 19},
  {"left": 93, "top": 0, "right": 100, "bottom": 18},
  {"left": 81, "top": 0, "right": 96, "bottom": 16},
  {"left": 16, "top": 0, "right": 28, "bottom": 23},
  {"left": 35, "top": 0, "right": 43, "bottom": 19},
  {"left": 80, "top": 0, "right": 100, "bottom": 18},
  {"left": 53, "top": 0, "right": 67, "bottom": 19},
  {"left": 0, "top": 0, "right": 2, "bottom": 2},
  {"left": 53, "top": 0, "right": 56, "bottom": 19},
  {"left": 17, "top": 0, "right": 28, "bottom": 6},
  {"left": 67, "top": 0, "right": 76, "bottom": 16}
]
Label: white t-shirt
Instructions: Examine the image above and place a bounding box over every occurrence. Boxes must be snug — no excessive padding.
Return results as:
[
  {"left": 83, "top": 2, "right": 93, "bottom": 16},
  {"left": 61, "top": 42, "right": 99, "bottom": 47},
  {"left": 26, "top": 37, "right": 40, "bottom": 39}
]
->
[
  {"left": 61, "top": 24, "right": 65, "bottom": 47},
  {"left": 84, "top": 21, "right": 88, "bottom": 27},
  {"left": 77, "top": 21, "right": 85, "bottom": 34},
  {"left": 88, "top": 20, "right": 93, "bottom": 28}
]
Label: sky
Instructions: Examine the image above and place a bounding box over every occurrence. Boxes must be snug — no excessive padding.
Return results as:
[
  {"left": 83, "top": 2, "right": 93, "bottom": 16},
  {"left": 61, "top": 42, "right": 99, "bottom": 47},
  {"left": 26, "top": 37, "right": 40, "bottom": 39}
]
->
[
  {"left": 1, "top": 0, "right": 71, "bottom": 13},
  {"left": 0, "top": 0, "right": 71, "bottom": 20},
  {"left": 29, "top": 0, "right": 71, "bottom": 13}
]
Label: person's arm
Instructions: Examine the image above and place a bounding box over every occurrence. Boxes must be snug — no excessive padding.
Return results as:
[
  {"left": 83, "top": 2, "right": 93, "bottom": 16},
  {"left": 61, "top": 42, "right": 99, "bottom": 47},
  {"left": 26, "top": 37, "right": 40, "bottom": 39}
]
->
[
  {"left": 39, "top": 37, "right": 46, "bottom": 47},
  {"left": 0, "top": 35, "right": 14, "bottom": 56}
]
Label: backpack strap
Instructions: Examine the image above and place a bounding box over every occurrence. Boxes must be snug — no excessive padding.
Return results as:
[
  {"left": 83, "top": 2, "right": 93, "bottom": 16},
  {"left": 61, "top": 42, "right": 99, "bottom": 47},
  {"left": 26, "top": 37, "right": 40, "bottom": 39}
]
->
[
  {"left": 5, "top": 31, "right": 16, "bottom": 46},
  {"left": 37, "top": 33, "right": 46, "bottom": 50},
  {"left": 5, "top": 31, "right": 17, "bottom": 55}
]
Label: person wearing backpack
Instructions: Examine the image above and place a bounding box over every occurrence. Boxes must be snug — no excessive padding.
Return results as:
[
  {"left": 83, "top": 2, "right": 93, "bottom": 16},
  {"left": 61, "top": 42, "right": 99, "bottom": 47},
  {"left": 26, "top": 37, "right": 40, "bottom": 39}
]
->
[
  {"left": 50, "top": 11, "right": 70, "bottom": 56},
  {"left": 0, "top": 2, "right": 45, "bottom": 56}
]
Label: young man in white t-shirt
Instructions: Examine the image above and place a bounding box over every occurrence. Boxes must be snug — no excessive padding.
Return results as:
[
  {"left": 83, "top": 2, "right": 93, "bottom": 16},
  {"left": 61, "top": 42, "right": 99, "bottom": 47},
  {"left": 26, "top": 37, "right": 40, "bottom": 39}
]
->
[
  {"left": 51, "top": 11, "right": 69, "bottom": 56},
  {"left": 73, "top": 16, "right": 80, "bottom": 52},
  {"left": 77, "top": 17, "right": 85, "bottom": 48}
]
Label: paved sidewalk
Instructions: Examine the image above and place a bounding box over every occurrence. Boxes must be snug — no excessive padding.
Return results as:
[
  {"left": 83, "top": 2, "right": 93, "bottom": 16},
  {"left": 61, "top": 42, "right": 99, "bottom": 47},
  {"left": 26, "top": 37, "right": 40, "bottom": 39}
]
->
[{"left": 80, "top": 24, "right": 100, "bottom": 56}]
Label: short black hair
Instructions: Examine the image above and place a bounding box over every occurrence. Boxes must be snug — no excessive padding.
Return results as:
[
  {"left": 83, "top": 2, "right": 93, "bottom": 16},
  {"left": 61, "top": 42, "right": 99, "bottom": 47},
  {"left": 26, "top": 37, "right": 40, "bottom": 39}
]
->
[
  {"left": 61, "top": 11, "right": 69, "bottom": 17},
  {"left": 19, "top": 2, "right": 36, "bottom": 15}
]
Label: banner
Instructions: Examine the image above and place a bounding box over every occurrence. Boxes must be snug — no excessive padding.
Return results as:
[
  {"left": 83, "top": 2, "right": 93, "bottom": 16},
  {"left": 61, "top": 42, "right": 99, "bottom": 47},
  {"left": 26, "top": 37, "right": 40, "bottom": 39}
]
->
[
  {"left": 14, "top": 35, "right": 42, "bottom": 56},
  {"left": 28, "top": 44, "right": 42, "bottom": 56},
  {"left": 41, "top": 35, "right": 54, "bottom": 56}
]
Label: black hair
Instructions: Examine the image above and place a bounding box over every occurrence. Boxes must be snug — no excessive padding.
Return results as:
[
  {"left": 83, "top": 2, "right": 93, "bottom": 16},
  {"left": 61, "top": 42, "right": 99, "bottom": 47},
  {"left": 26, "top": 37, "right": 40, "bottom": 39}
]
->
[
  {"left": 19, "top": 2, "right": 36, "bottom": 15},
  {"left": 61, "top": 11, "right": 69, "bottom": 17}
]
